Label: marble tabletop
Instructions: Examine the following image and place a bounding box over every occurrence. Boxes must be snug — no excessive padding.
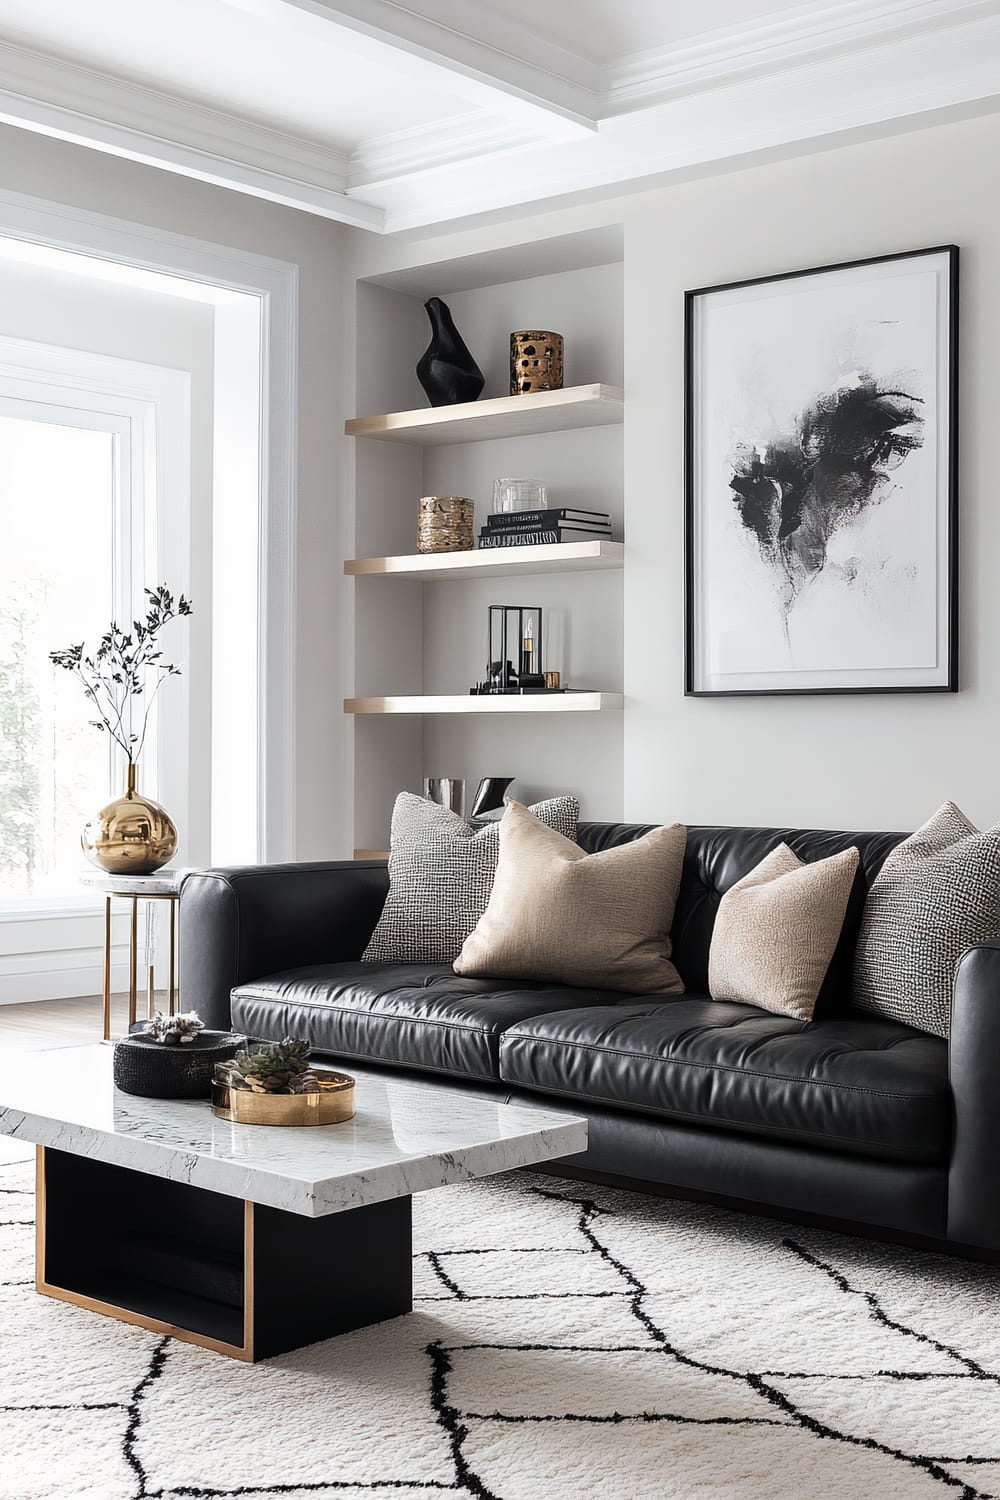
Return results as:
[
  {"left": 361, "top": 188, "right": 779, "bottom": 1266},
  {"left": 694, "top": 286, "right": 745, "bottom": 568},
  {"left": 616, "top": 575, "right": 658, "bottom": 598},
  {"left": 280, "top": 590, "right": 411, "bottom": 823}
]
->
[
  {"left": 0, "top": 1046, "right": 587, "bottom": 1218},
  {"left": 79, "top": 868, "right": 190, "bottom": 895}
]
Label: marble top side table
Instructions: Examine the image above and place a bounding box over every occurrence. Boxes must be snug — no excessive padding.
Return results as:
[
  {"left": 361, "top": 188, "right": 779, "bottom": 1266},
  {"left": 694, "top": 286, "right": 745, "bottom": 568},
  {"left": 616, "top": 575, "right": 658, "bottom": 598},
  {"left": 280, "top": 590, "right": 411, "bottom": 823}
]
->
[{"left": 79, "top": 869, "right": 189, "bottom": 1040}]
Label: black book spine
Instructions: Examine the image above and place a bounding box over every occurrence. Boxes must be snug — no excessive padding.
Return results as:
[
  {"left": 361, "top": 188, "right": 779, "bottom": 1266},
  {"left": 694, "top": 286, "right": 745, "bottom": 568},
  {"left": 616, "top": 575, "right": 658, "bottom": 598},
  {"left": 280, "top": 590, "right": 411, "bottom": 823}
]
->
[
  {"left": 486, "top": 509, "right": 610, "bottom": 530},
  {"left": 486, "top": 510, "right": 555, "bottom": 530},
  {"left": 478, "top": 528, "right": 610, "bottom": 548},
  {"left": 479, "top": 530, "right": 560, "bottom": 547}
]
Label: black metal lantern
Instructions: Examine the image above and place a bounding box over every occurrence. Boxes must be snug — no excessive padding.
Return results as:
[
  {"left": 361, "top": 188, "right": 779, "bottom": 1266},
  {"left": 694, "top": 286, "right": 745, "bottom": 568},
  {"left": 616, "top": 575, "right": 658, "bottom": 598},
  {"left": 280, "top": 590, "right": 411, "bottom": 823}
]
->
[{"left": 470, "top": 605, "right": 562, "bottom": 695}]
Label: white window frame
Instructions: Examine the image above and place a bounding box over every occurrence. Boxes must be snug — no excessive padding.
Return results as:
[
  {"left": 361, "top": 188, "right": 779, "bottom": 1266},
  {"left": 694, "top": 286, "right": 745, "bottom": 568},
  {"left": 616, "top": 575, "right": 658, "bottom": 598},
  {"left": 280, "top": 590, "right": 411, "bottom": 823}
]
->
[{"left": 0, "top": 337, "right": 192, "bottom": 921}]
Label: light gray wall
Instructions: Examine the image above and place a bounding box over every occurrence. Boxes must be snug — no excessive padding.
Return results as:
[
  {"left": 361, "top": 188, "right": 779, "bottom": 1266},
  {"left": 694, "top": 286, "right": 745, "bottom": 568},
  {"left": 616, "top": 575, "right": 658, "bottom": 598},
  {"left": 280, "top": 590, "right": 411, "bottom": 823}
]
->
[
  {"left": 0, "top": 125, "right": 349, "bottom": 859},
  {"left": 622, "top": 117, "right": 993, "bottom": 833},
  {"left": 347, "top": 109, "right": 1000, "bottom": 835}
]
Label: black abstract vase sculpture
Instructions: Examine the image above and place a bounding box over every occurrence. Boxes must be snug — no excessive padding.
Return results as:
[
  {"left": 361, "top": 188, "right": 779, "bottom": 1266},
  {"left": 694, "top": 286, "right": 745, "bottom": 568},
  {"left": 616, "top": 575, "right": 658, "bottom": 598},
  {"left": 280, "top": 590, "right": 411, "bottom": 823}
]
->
[
  {"left": 416, "top": 297, "right": 485, "bottom": 407},
  {"left": 471, "top": 776, "right": 513, "bottom": 820}
]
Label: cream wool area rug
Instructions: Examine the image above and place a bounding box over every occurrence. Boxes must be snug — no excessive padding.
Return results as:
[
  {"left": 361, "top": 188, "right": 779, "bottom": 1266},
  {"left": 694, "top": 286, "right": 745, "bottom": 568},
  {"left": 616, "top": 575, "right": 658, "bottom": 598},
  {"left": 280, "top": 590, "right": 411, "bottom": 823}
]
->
[{"left": 2, "top": 1139, "right": 1000, "bottom": 1500}]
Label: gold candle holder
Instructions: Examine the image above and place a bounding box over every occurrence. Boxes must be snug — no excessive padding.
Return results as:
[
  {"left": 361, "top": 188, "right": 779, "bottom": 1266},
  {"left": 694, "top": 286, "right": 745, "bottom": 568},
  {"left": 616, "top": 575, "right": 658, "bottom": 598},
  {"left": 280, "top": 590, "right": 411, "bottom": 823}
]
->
[
  {"left": 417, "top": 495, "right": 474, "bottom": 553},
  {"left": 510, "top": 330, "right": 564, "bottom": 395}
]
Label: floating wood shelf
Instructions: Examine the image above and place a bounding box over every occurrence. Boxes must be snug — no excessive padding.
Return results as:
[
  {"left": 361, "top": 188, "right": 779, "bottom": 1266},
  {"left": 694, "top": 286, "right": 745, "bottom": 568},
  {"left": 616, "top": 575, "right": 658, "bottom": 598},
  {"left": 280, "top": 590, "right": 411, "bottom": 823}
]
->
[
  {"left": 344, "top": 539, "right": 624, "bottom": 581},
  {"left": 344, "top": 384, "right": 624, "bottom": 446},
  {"left": 344, "top": 693, "right": 623, "bottom": 715}
]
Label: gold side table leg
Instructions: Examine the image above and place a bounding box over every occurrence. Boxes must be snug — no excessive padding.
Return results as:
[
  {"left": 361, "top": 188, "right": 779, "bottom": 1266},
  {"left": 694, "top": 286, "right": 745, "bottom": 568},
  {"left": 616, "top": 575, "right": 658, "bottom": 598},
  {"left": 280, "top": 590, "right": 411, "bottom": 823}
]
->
[
  {"left": 128, "top": 897, "right": 138, "bottom": 1029},
  {"left": 169, "top": 898, "right": 177, "bottom": 1017},
  {"left": 102, "top": 897, "right": 112, "bottom": 1042}
]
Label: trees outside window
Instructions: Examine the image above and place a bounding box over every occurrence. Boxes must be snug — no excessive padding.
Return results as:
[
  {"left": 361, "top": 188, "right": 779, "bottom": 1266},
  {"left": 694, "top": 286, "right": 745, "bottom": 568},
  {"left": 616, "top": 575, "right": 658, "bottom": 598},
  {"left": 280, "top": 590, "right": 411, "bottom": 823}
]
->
[{"left": 0, "top": 412, "right": 117, "bottom": 898}]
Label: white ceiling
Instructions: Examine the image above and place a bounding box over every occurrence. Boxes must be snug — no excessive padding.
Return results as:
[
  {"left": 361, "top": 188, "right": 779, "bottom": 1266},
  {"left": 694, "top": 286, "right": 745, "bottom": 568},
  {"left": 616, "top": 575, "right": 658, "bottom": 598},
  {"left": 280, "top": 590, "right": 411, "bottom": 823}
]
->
[
  {"left": 0, "top": 0, "right": 471, "bottom": 144},
  {"left": 437, "top": 0, "right": 811, "bottom": 62},
  {"left": 0, "top": 0, "right": 997, "bottom": 233}
]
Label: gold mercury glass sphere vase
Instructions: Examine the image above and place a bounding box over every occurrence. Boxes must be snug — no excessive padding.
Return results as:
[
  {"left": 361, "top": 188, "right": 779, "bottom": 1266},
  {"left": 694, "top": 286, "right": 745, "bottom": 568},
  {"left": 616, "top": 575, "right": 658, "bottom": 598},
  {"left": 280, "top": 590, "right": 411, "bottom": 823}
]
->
[{"left": 81, "top": 763, "right": 178, "bottom": 875}]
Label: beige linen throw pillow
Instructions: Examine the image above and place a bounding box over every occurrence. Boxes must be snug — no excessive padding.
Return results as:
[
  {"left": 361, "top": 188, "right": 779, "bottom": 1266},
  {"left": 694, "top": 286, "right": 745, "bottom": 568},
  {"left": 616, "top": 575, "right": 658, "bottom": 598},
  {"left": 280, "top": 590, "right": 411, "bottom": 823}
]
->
[
  {"left": 363, "top": 791, "right": 579, "bottom": 965},
  {"left": 708, "top": 843, "right": 859, "bottom": 1021},
  {"left": 454, "top": 801, "right": 687, "bottom": 994}
]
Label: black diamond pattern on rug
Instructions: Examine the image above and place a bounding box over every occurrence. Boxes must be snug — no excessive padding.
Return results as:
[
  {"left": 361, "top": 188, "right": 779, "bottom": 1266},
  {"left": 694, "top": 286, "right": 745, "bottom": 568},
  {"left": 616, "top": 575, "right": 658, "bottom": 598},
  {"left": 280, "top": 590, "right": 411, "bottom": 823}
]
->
[{"left": 1, "top": 1147, "right": 998, "bottom": 1500}]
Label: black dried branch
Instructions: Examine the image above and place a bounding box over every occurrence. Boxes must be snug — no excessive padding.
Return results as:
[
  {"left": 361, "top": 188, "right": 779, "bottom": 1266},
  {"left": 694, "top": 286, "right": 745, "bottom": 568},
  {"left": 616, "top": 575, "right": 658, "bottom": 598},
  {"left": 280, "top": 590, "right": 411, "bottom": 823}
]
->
[{"left": 49, "top": 582, "right": 194, "bottom": 765}]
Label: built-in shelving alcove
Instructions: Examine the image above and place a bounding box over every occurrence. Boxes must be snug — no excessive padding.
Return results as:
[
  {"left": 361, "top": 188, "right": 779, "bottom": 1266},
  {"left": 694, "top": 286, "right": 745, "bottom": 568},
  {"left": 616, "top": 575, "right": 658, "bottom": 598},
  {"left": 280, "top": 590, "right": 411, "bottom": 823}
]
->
[{"left": 345, "top": 225, "right": 626, "bottom": 852}]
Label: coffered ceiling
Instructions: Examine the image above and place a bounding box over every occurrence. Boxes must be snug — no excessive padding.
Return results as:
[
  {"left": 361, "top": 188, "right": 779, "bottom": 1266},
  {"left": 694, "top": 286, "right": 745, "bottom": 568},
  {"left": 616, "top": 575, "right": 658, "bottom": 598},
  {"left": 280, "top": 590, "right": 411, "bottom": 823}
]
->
[{"left": 0, "top": 0, "right": 997, "bottom": 233}]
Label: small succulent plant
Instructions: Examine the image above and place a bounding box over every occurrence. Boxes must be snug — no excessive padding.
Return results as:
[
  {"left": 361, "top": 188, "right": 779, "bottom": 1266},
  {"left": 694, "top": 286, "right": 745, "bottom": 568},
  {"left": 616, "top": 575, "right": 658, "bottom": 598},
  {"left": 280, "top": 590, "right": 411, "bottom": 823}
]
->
[
  {"left": 143, "top": 1010, "right": 205, "bottom": 1046},
  {"left": 218, "top": 1036, "right": 319, "bottom": 1094}
]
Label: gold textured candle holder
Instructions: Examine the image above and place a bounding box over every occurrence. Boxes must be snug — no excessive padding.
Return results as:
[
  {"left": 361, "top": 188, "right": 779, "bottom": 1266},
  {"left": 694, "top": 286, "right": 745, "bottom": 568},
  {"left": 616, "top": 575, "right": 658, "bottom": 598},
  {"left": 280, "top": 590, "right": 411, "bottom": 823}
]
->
[
  {"left": 510, "top": 330, "right": 564, "bottom": 395},
  {"left": 417, "top": 495, "right": 474, "bottom": 553}
]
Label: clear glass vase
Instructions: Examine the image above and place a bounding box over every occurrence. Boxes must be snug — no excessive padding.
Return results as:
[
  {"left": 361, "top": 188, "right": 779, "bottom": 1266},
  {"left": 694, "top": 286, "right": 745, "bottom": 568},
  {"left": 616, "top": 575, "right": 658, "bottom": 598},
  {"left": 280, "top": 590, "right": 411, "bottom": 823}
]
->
[{"left": 492, "top": 477, "right": 548, "bottom": 514}]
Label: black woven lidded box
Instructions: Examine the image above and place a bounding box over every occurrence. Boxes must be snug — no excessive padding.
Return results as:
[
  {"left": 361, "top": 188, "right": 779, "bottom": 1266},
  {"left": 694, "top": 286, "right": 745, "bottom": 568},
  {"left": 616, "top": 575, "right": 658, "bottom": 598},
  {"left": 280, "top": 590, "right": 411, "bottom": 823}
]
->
[{"left": 113, "top": 1031, "right": 244, "bottom": 1099}]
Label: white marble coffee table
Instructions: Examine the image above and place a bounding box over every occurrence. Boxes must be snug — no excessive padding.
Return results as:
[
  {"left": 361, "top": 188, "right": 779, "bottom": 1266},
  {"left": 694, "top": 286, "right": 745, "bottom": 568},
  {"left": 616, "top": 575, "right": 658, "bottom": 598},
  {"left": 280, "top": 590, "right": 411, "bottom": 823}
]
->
[{"left": 0, "top": 1045, "right": 586, "bottom": 1361}]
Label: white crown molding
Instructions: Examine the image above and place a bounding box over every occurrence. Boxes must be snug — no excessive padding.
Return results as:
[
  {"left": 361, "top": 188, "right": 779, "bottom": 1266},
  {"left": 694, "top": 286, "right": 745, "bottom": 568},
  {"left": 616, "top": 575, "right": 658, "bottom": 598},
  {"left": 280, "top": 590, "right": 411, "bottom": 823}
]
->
[
  {"left": 370, "top": 9, "right": 1000, "bottom": 232},
  {"left": 606, "top": 0, "right": 1000, "bottom": 108},
  {"left": 348, "top": 111, "right": 542, "bottom": 191},
  {"left": 0, "top": 39, "right": 384, "bottom": 230},
  {"left": 219, "top": 0, "right": 601, "bottom": 131},
  {"left": 0, "top": 0, "right": 997, "bottom": 232},
  {"left": 349, "top": 0, "right": 1000, "bottom": 200}
]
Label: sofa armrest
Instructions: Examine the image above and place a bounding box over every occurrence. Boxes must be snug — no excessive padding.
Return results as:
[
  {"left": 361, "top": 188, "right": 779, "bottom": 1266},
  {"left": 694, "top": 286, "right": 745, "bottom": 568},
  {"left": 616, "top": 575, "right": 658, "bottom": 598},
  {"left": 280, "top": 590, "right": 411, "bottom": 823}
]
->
[
  {"left": 178, "top": 861, "right": 389, "bottom": 1031},
  {"left": 947, "top": 940, "right": 1000, "bottom": 1249}
]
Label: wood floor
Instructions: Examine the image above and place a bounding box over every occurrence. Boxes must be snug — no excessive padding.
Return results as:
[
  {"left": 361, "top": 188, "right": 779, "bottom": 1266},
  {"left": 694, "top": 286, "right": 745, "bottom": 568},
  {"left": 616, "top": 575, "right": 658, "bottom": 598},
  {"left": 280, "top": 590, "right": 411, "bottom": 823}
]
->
[
  {"left": 0, "top": 993, "right": 140, "bottom": 1052},
  {"left": 0, "top": 994, "right": 135, "bottom": 1164}
]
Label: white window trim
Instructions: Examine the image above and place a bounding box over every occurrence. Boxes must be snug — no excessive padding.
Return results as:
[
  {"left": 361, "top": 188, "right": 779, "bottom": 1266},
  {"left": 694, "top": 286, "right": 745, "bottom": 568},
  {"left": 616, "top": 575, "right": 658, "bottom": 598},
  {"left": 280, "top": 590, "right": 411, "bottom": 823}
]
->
[{"left": 0, "top": 185, "right": 299, "bottom": 865}]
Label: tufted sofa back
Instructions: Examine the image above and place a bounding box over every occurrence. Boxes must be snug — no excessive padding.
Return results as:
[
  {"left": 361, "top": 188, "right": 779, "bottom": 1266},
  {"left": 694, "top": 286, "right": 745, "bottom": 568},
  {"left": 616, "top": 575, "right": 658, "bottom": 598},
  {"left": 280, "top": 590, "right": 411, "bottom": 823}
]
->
[{"left": 576, "top": 822, "right": 906, "bottom": 1011}]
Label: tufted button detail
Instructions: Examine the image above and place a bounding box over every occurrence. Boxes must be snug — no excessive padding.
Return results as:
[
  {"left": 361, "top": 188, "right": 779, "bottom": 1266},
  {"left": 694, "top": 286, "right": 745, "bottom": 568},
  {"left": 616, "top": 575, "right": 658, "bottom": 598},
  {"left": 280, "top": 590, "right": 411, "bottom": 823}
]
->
[{"left": 577, "top": 822, "right": 905, "bottom": 1013}]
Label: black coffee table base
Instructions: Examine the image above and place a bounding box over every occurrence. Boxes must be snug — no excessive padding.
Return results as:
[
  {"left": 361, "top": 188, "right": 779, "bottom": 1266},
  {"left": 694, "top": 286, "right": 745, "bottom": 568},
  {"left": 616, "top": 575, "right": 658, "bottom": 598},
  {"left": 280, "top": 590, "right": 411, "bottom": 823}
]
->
[{"left": 36, "top": 1147, "right": 412, "bottom": 1361}]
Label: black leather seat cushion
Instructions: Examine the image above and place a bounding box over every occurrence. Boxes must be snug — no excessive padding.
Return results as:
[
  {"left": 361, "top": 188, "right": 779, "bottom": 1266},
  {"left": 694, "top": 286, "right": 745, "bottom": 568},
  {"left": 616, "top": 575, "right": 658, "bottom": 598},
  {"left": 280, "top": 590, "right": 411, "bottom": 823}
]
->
[
  {"left": 230, "top": 962, "right": 625, "bottom": 1082},
  {"left": 499, "top": 999, "right": 951, "bottom": 1163}
]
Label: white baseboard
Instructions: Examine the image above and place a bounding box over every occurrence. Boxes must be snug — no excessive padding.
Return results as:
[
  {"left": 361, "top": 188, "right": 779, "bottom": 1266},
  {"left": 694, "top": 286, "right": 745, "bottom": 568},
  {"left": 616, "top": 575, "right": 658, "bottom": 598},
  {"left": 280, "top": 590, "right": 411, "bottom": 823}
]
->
[
  {"left": 0, "top": 948, "right": 132, "bottom": 1006},
  {"left": 0, "top": 902, "right": 175, "bottom": 1005}
]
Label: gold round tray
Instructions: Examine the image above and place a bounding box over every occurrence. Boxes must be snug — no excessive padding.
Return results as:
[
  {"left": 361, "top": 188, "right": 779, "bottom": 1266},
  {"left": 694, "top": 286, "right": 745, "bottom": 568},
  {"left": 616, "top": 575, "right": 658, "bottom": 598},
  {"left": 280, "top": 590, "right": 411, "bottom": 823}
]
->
[{"left": 210, "top": 1072, "right": 355, "bottom": 1126}]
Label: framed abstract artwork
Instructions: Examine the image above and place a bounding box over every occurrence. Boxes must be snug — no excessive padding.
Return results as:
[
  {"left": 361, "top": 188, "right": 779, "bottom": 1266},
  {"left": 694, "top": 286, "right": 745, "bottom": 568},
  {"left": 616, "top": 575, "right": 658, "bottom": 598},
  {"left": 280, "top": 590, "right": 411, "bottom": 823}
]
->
[{"left": 685, "top": 246, "right": 958, "bottom": 695}]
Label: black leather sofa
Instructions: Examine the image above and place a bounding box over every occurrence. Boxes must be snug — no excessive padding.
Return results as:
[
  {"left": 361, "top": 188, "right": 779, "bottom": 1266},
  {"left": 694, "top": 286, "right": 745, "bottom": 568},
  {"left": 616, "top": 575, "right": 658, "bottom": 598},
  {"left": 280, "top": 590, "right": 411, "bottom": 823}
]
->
[{"left": 179, "top": 821, "right": 1000, "bottom": 1261}]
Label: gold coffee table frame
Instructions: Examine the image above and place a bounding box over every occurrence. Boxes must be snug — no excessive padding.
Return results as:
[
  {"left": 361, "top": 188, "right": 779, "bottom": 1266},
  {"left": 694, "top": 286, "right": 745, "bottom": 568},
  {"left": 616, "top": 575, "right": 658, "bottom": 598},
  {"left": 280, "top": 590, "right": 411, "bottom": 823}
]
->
[{"left": 100, "top": 889, "right": 179, "bottom": 1040}]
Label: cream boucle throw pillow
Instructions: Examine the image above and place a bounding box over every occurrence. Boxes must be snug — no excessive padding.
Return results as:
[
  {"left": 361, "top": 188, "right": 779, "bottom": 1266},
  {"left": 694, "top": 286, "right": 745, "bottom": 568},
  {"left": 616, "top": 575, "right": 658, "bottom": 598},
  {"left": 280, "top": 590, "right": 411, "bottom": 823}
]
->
[
  {"left": 853, "top": 802, "right": 1000, "bottom": 1038},
  {"left": 709, "top": 843, "right": 859, "bottom": 1021},
  {"left": 454, "top": 801, "right": 687, "bottom": 994},
  {"left": 363, "top": 791, "right": 579, "bottom": 965}
]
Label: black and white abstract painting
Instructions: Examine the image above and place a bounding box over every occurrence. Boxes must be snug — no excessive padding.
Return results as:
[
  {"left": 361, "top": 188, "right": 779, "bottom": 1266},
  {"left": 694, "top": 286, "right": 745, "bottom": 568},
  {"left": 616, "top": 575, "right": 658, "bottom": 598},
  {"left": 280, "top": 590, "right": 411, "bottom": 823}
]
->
[{"left": 685, "top": 247, "right": 957, "bottom": 695}]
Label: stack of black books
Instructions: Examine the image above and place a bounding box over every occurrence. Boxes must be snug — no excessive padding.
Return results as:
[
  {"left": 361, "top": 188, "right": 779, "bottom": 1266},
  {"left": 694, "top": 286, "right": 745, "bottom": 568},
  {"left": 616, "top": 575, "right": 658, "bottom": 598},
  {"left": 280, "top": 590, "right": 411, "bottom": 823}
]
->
[{"left": 478, "top": 507, "right": 612, "bottom": 549}]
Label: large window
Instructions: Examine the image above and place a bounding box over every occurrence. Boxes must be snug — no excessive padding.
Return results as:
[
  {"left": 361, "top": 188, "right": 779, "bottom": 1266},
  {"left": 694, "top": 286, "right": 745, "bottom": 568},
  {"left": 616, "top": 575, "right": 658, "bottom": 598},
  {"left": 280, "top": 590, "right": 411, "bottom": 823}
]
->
[
  {"left": 0, "top": 341, "right": 184, "bottom": 908},
  {"left": 0, "top": 403, "right": 136, "bottom": 898}
]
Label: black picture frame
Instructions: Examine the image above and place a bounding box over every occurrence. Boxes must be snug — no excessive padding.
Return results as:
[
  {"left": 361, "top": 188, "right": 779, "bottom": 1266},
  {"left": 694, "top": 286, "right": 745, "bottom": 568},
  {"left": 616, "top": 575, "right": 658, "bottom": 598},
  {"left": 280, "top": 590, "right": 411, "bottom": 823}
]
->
[{"left": 684, "top": 245, "right": 959, "bottom": 697}]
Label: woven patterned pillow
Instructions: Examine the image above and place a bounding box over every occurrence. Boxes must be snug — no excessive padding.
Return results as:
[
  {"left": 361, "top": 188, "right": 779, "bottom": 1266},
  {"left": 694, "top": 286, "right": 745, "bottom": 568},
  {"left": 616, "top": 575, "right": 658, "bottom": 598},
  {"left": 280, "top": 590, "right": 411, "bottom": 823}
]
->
[
  {"left": 363, "top": 791, "right": 579, "bottom": 965},
  {"left": 853, "top": 802, "right": 1000, "bottom": 1038}
]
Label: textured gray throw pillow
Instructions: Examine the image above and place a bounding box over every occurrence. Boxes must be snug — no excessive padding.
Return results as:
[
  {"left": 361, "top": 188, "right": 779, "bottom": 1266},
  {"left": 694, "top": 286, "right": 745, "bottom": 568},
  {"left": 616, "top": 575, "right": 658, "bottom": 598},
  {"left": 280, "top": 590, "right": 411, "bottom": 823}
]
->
[
  {"left": 853, "top": 802, "right": 1000, "bottom": 1038},
  {"left": 363, "top": 791, "right": 579, "bottom": 965}
]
